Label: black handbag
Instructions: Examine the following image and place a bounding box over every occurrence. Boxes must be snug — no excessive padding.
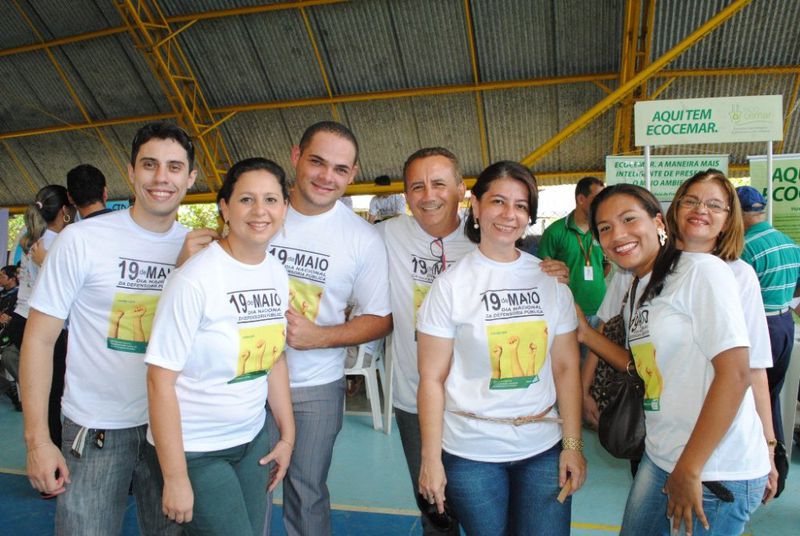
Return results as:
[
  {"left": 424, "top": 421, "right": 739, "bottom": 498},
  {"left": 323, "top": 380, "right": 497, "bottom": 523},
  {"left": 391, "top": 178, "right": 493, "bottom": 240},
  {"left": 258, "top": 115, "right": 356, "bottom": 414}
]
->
[
  {"left": 589, "top": 289, "right": 629, "bottom": 411},
  {"left": 597, "top": 278, "right": 646, "bottom": 460}
]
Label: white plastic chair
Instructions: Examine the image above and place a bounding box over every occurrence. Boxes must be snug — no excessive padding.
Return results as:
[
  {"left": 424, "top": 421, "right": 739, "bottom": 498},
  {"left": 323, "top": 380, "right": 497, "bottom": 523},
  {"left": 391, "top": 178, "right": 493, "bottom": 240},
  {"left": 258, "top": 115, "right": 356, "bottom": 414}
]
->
[{"left": 345, "top": 338, "right": 385, "bottom": 430}]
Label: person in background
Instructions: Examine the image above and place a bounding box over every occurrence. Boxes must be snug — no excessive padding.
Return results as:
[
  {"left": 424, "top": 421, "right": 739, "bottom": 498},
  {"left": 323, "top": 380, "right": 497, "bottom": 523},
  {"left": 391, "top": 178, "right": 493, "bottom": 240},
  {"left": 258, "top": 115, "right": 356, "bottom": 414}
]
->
[
  {"left": 0, "top": 265, "right": 21, "bottom": 410},
  {"left": 267, "top": 121, "right": 392, "bottom": 535},
  {"left": 66, "top": 164, "right": 112, "bottom": 220},
  {"left": 737, "top": 185, "right": 800, "bottom": 498},
  {"left": 417, "top": 161, "right": 585, "bottom": 536},
  {"left": 147, "top": 158, "right": 295, "bottom": 535},
  {"left": 9, "top": 185, "right": 74, "bottom": 450},
  {"left": 368, "top": 175, "right": 406, "bottom": 223},
  {"left": 587, "top": 184, "right": 768, "bottom": 535},
  {"left": 20, "top": 121, "right": 193, "bottom": 534}
]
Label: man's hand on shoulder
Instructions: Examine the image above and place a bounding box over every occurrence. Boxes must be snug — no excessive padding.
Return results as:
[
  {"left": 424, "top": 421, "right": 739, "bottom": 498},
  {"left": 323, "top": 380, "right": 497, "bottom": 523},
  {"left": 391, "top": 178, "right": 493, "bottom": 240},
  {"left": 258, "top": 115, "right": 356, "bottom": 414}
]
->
[
  {"left": 176, "top": 228, "right": 220, "bottom": 267},
  {"left": 540, "top": 257, "right": 570, "bottom": 285}
]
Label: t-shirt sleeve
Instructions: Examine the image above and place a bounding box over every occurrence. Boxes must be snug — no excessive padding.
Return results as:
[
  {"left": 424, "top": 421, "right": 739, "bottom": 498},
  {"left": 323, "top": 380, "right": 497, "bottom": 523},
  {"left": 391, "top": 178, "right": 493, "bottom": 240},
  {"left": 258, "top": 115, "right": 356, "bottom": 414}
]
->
[
  {"left": 351, "top": 229, "right": 392, "bottom": 317},
  {"left": 368, "top": 197, "right": 380, "bottom": 217},
  {"left": 553, "top": 278, "right": 578, "bottom": 335},
  {"left": 596, "top": 271, "right": 631, "bottom": 322},
  {"left": 29, "top": 228, "right": 87, "bottom": 320},
  {"left": 683, "top": 259, "right": 750, "bottom": 361},
  {"left": 144, "top": 273, "right": 204, "bottom": 372},
  {"left": 735, "top": 263, "right": 772, "bottom": 369},
  {"left": 416, "top": 276, "right": 456, "bottom": 339},
  {"left": 537, "top": 224, "right": 556, "bottom": 259}
]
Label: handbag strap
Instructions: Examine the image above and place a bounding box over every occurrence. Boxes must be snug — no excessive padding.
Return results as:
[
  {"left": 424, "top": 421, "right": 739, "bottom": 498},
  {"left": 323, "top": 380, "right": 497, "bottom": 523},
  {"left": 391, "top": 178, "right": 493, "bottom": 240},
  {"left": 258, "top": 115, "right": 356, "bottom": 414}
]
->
[{"left": 625, "top": 277, "right": 640, "bottom": 352}]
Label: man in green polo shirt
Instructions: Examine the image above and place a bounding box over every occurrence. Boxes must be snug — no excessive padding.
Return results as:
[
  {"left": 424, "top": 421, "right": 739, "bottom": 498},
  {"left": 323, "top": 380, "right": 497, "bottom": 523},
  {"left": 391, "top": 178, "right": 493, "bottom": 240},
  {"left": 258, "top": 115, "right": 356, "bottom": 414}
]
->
[
  {"left": 539, "top": 176, "right": 607, "bottom": 324},
  {"left": 738, "top": 186, "right": 800, "bottom": 497}
]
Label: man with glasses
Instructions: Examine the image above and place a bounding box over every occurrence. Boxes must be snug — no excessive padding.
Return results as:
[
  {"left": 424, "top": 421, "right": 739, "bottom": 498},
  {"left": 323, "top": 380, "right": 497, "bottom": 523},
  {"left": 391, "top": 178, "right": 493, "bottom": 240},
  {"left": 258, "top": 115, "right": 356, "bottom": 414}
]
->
[
  {"left": 379, "top": 149, "right": 567, "bottom": 534},
  {"left": 20, "top": 122, "right": 192, "bottom": 534}
]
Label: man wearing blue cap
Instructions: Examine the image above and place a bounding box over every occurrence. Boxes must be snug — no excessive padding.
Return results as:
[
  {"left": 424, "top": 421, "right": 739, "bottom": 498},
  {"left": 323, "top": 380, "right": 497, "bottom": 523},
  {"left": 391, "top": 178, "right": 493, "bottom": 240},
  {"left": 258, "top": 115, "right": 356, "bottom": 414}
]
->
[{"left": 737, "top": 185, "right": 800, "bottom": 497}]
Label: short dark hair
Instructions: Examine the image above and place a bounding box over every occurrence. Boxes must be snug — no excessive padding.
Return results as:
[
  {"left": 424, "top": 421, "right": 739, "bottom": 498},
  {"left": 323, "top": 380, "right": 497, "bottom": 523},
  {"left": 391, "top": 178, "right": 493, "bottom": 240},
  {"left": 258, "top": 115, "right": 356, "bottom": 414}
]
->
[
  {"left": 575, "top": 176, "right": 604, "bottom": 199},
  {"left": 298, "top": 121, "right": 359, "bottom": 164},
  {"left": 67, "top": 164, "right": 106, "bottom": 207},
  {"left": 1, "top": 265, "right": 17, "bottom": 283},
  {"left": 402, "top": 147, "right": 462, "bottom": 189},
  {"left": 217, "top": 158, "right": 289, "bottom": 214},
  {"left": 131, "top": 122, "right": 195, "bottom": 170},
  {"left": 465, "top": 161, "right": 538, "bottom": 244}
]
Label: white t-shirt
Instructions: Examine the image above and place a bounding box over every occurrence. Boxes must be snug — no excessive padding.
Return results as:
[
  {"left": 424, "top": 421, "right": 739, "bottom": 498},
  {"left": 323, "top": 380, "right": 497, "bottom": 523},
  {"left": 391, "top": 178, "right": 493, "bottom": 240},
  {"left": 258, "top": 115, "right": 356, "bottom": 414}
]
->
[
  {"left": 369, "top": 194, "right": 406, "bottom": 220},
  {"left": 417, "top": 249, "right": 577, "bottom": 462},
  {"left": 145, "top": 243, "right": 289, "bottom": 452},
  {"left": 599, "top": 261, "right": 771, "bottom": 370},
  {"left": 268, "top": 202, "right": 391, "bottom": 387},
  {"left": 377, "top": 214, "right": 475, "bottom": 413},
  {"left": 628, "top": 252, "right": 769, "bottom": 480},
  {"left": 728, "top": 259, "right": 772, "bottom": 369},
  {"left": 30, "top": 210, "right": 188, "bottom": 429},
  {"left": 14, "top": 229, "right": 58, "bottom": 319}
]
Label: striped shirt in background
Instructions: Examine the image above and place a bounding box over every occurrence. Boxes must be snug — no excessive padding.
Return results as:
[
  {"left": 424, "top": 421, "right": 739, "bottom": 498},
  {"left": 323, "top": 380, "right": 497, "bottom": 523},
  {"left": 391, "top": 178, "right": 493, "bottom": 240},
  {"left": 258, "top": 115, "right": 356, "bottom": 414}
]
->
[{"left": 742, "top": 221, "right": 800, "bottom": 312}]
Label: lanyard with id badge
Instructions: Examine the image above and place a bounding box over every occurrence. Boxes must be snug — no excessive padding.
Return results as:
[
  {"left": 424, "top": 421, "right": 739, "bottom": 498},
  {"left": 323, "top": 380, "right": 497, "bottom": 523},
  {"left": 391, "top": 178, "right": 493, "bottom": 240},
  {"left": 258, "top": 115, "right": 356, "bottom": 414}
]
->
[{"left": 573, "top": 230, "right": 594, "bottom": 281}]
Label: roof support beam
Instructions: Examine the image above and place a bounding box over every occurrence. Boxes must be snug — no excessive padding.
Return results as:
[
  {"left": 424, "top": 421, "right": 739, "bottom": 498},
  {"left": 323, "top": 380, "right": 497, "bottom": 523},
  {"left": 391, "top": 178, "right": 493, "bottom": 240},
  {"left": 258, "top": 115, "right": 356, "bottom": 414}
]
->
[
  {"left": 462, "top": 0, "right": 490, "bottom": 169},
  {"left": 777, "top": 72, "right": 800, "bottom": 154},
  {"left": 116, "top": 0, "right": 232, "bottom": 190},
  {"left": 0, "top": 0, "right": 347, "bottom": 58},
  {"left": 520, "top": 0, "right": 755, "bottom": 168},
  {"left": 612, "top": 0, "right": 642, "bottom": 155},
  {"left": 11, "top": 0, "right": 133, "bottom": 193},
  {"left": 299, "top": 7, "right": 340, "bottom": 121}
]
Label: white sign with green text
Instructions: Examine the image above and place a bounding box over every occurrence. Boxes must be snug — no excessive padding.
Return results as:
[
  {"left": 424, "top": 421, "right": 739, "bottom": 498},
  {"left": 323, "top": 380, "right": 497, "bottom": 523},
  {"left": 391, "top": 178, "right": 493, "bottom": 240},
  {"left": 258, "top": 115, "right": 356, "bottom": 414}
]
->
[
  {"left": 605, "top": 155, "right": 729, "bottom": 201},
  {"left": 635, "top": 95, "right": 783, "bottom": 146},
  {"left": 749, "top": 155, "right": 800, "bottom": 243}
]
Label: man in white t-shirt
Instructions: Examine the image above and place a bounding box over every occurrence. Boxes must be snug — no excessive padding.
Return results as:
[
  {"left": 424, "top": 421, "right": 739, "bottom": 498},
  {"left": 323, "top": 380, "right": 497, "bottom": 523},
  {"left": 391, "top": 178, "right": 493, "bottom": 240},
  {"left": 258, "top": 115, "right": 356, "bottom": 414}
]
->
[
  {"left": 267, "top": 121, "right": 392, "bottom": 536},
  {"left": 379, "top": 147, "right": 473, "bottom": 535},
  {"left": 368, "top": 175, "right": 406, "bottom": 223},
  {"left": 20, "top": 122, "right": 196, "bottom": 535}
]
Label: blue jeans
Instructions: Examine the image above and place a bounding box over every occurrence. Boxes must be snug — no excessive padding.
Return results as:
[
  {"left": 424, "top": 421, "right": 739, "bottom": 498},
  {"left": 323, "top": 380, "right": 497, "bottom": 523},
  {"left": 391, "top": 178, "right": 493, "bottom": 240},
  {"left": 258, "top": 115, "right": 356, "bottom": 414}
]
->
[
  {"left": 56, "top": 418, "right": 179, "bottom": 536},
  {"left": 395, "top": 408, "right": 460, "bottom": 536},
  {"left": 620, "top": 454, "right": 767, "bottom": 535},
  {"left": 442, "top": 443, "right": 570, "bottom": 536},
  {"left": 182, "top": 424, "right": 269, "bottom": 536}
]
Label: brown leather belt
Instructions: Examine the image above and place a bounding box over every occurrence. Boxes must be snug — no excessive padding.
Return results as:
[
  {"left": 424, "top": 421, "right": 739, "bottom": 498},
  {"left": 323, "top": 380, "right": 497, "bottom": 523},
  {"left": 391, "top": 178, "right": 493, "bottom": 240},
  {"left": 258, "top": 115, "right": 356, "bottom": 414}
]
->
[{"left": 450, "top": 404, "right": 562, "bottom": 426}]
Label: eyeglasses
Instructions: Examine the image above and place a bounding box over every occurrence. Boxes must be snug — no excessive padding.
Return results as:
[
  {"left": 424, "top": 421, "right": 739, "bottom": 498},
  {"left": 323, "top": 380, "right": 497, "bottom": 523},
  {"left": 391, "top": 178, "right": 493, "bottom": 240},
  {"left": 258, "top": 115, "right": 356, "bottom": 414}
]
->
[
  {"left": 677, "top": 196, "right": 729, "bottom": 214},
  {"left": 430, "top": 238, "right": 447, "bottom": 272}
]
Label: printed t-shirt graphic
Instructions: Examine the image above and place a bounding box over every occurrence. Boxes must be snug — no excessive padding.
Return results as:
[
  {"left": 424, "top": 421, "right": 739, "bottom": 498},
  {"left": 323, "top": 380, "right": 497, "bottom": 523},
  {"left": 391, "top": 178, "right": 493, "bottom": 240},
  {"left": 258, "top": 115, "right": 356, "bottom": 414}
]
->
[
  {"left": 628, "top": 303, "right": 663, "bottom": 411},
  {"left": 411, "top": 249, "right": 447, "bottom": 335},
  {"left": 228, "top": 286, "right": 286, "bottom": 383},
  {"left": 482, "top": 287, "right": 548, "bottom": 390},
  {"left": 269, "top": 244, "right": 325, "bottom": 322}
]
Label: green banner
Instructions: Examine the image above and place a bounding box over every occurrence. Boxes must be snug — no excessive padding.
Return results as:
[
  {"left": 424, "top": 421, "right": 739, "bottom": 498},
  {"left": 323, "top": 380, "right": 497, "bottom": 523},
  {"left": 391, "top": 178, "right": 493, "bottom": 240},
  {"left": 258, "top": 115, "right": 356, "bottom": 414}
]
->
[
  {"left": 605, "top": 155, "right": 729, "bottom": 202},
  {"left": 749, "top": 155, "right": 800, "bottom": 243},
  {"left": 635, "top": 95, "right": 783, "bottom": 146}
]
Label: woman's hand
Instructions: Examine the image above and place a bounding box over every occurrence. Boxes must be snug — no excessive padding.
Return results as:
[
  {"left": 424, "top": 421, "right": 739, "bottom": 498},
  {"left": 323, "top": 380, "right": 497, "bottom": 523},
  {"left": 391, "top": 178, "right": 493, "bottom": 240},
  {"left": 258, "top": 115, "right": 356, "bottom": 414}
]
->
[
  {"left": 419, "top": 458, "right": 447, "bottom": 514},
  {"left": 260, "top": 438, "right": 293, "bottom": 492},
  {"left": 559, "top": 449, "right": 586, "bottom": 495},
  {"left": 665, "top": 465, "right": 706, "bottom": 535},
  {"left": 162, "top": 475, "right": 194, "bottom": 524},
  {"left": 30, "top": 239, "right": 47, "bottom": 267},
  {"left": 582, "top": 392, "right": 600, "bottom": 430}
]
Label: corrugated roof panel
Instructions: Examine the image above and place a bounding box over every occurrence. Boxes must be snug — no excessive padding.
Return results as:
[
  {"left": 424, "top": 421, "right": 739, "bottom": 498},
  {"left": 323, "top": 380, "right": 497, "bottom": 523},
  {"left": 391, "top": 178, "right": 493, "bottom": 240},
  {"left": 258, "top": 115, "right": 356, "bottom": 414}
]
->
[
  {"left": 405, "top": 93, "right": 484, "bottom": 176},
  {"left": 653, "top": 0, "right": 800, "bottom": 69},
  {"left": 639, "top": 75, "right": 795, "bottom": 164},
  {"left": 58, "top": 37, "right": 170, "bottom": 119},
  {"left": 0, "top": 52, "right": 86, "bottom": 131},
  {"left": 158, "top": 0, "right": 286, "bottom": 18},
  {"left": 472, "top": 0, "right": 557, "bottom": 81},
  {"left": 553, "top": 0, "right": 624, "bottom": 75},
  {"left": 178, "top": 11, "right": 327, "bottom": 106},
  {"left": 483, "top": 86, "right": 561, "bottom": 170},
  {"left": 219, "top": 108, "right": 298, "bottom": 173},
  {"left": 0, "top": 3, "right": 35, "bottom": 49},
  {"left": 309, "top": 1, "right": 408, "bottom": 94},
  {"left": 20, "top": 0, "right": 115, "bottom": 40},
  {"left": 388, "top": 0, "right": 472, "bottom": 88},
  {"left": 0, "top": 139, "right": 47, "bottom": 205},
  {"left": 553, "top": 83, "right": 617, "bottom": 170}
]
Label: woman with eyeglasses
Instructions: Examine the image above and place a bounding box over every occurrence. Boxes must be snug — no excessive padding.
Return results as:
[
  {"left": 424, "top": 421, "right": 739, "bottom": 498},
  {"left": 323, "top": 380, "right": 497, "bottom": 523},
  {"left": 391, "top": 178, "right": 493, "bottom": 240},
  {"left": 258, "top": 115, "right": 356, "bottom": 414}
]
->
[
  {"left": 665, "top": 169, "right": 779, "bottom": 504},
  {"left": 416, "top": 161, "right": 585, "bottom": 536},
  {"left": 585, "top": 183, "right": 768, "bottom": 536},
  {"left": 146, "top": 158, "right": 295, "bottom": 535}
]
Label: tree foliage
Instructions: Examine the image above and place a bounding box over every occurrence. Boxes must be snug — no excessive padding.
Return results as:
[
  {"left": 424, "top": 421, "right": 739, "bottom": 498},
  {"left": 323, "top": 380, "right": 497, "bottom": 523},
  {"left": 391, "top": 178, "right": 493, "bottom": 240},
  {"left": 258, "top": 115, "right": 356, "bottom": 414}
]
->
[{"left": 178, "top": 203, "right": 220, "bottom": 231}]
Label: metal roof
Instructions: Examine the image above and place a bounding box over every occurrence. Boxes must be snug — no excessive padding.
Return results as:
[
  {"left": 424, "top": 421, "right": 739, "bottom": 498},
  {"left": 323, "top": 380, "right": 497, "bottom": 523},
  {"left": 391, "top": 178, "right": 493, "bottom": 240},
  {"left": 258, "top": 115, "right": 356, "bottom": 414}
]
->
[{"left": 0, "top": 0, "right": 798, "bottom": 210}]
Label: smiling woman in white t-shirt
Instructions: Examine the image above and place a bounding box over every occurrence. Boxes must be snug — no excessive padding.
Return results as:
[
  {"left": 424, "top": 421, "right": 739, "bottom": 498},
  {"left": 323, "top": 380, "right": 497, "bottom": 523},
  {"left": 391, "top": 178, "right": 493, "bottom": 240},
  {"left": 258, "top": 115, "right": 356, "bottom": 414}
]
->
[
  {"left": 146, "top": 158, "right": 295, "bottom": 535},
  {"left": 589, "top": 184, "right": 768, "bottom": 536},
  {"left": 416, "top": 161, "right": 585, "bottom": 536}
]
